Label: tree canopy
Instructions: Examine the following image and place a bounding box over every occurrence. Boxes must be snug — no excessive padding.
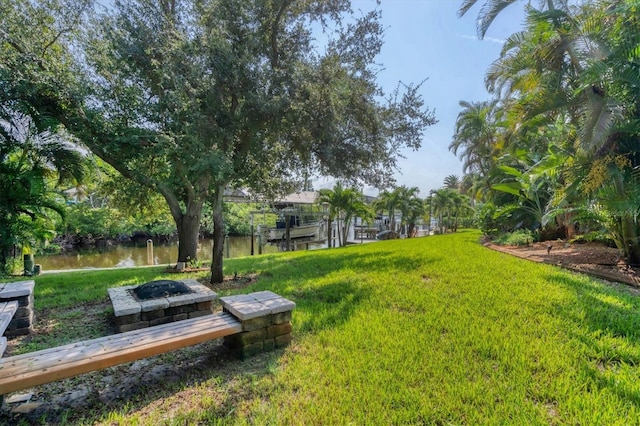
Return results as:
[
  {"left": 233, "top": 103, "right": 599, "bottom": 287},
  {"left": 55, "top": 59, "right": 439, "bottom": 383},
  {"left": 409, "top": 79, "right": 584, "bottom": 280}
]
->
[{"left": 2, "top": 0, "right": 436, "bottom": 281}]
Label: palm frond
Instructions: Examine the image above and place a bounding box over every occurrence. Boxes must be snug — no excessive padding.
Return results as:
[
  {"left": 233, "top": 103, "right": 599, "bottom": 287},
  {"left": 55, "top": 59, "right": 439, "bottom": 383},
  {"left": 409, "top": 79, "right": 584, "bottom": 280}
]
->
[
  {"left": 578, "top": 92, "right": 620, "bottom": 153},
  {"left": 478, "top": 0, "right": 520, "bottom": 39}
]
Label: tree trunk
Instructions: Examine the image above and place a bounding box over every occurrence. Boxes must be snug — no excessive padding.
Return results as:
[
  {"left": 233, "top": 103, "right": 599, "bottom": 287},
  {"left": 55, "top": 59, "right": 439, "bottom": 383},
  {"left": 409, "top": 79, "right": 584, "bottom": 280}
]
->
[
  {"left": 173, "top": 199, "right": 204, "bottom": 263},
  {"left": 562, "top": 212, "right": 577, "bottom": 240},
  {"left": 621, "top": 216, "right": 640, "bottom": 265},
  {"left": 0, "top": 246, "right": 8, "bottom": 274},
  {"left": 157, "top": 182, "right": 206, "bottom": 264},
  {"left": 210, "top": 187, "right": 225, "bottom": 284}
]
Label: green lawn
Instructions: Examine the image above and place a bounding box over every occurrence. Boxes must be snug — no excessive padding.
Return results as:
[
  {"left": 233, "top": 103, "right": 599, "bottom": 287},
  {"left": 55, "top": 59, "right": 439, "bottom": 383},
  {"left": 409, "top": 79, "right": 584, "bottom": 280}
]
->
[{"left": 6, "top": 230, "right": 640, "bottom": 424}]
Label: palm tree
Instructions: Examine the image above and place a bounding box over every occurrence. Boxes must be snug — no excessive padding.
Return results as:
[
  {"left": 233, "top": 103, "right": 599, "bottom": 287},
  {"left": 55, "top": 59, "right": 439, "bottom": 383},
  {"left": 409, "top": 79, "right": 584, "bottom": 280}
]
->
[
  {"left": 458, "top": 0, "right": 571, "bottom": 40},
  {"left": 450, "top": 100, "right": 501, "bottom": 176},
  {"left": 404, "top": 197, "right": 426, "bottom": 238},
  {"left": 395, "top": 186, "right": 421, "bottom": 237},
  {"left": 450, "top": 192, "right": 474, "bottom": 232},
  {"left": 0, "top": 112, "right": 84, "bottom": 271},
  {"left": 319, "top": 183, "right": 371, "bottom": 247},
  {"left": 430, "top": 188, "right": 457, "bottom": 234},
  {"left": 374, "top": 188, "right": 402, "bottom": 234},
  {"left": 443, "top": 175, "right": 461, "bottom": 191}
]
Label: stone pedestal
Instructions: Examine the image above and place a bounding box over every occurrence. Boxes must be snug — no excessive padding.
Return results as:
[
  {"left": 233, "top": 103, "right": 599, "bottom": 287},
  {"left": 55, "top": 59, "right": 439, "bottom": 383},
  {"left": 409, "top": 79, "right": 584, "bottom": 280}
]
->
[
  {"left": 220, "top": 291, "right": 295, "bottom": 359},
  {"left": 0, "top": 280, "right": 35, "bottom": 336}
]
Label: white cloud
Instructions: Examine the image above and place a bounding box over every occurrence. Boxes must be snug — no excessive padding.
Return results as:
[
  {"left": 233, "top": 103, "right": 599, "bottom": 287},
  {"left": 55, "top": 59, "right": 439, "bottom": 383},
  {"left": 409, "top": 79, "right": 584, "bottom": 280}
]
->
[{"left": 456, "top": 33, "right": 505, "bottom": 44}]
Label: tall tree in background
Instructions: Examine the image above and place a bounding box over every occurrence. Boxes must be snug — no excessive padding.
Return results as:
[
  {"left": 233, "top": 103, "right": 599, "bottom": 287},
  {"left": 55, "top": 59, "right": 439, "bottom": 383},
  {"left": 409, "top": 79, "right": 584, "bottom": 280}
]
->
[
  {"left": 430, "top": 188, "right": 455, "bottom": 234},
  {"left": 443, "top": 175, "right": 461, "bottom": 191},
  {"left": 375, "top": 188, "right": 403, "bottom": 234},
  {"left": 395, "top": 185, "right": 421, "bottom": 237},
  {"left": 450, "top": 100, "right": 501, "bottom": 177},
  {"left": 2, "top": 0, "right": 436, "bottom": 282}
]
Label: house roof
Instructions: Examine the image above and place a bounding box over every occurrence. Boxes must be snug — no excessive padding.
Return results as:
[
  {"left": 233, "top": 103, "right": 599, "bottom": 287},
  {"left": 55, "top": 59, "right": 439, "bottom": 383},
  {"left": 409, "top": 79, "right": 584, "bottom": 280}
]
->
[{"left": 273, "top": 191, "right": 318, "bottom": 205}]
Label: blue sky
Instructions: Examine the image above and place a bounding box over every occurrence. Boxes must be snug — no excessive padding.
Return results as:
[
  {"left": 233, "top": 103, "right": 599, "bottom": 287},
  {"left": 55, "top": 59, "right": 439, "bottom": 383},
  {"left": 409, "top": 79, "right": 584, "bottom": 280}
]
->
[{"left": 315, "top": 0, "right": 527, "bottom": 196}]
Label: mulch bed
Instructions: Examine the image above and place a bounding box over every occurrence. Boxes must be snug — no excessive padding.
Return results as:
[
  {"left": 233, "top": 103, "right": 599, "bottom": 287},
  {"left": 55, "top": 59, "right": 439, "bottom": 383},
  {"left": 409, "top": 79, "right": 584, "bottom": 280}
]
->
[{"left": 485, "top": 240, "right": 640, "bottom": 288}]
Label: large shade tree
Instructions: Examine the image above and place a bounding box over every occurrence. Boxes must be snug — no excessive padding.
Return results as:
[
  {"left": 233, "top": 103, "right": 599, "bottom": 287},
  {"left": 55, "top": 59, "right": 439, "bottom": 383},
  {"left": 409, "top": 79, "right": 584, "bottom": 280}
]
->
[{"left": 3, "top": 0, "right": 436, "bottom": 282}]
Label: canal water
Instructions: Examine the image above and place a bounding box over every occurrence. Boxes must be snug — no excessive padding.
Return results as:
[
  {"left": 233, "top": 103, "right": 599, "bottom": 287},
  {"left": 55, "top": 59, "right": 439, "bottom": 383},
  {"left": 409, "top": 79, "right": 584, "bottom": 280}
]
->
[{"left": 36, "top": 236, "right": 320, "bottom": 271}]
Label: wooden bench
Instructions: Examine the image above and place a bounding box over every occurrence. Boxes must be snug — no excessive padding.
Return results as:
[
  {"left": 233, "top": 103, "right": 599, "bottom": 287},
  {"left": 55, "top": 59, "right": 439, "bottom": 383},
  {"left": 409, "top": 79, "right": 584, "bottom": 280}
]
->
[
  {"left": 0, "top": 290, "right": 295, "bottom": 405},
  {"left": 0, "top": 301, "right": 19, "bottom": 357},
  {"left": 0, "top": 311, "right": 242, "bottom": 396}
]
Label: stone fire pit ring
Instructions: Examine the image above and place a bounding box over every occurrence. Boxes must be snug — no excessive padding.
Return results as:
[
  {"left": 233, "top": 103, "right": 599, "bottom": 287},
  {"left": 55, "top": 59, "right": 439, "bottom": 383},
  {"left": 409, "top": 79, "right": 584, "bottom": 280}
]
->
[{"left": 108, "top": 279, "right": 217, "bottom": 333}]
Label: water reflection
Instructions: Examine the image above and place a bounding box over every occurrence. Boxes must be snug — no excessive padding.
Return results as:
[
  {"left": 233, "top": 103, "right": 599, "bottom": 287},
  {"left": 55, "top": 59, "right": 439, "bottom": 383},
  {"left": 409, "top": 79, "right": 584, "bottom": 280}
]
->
[{"left": 36, "top": 236, "right": 305, "bottom": 271}]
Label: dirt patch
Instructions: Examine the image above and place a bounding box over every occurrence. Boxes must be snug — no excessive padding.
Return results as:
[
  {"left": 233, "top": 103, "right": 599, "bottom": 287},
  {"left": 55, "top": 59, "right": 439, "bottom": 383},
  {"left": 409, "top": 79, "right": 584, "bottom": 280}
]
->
[
  {"left": 204, "top": 273, "right": 258, "bottom": 292},
  {"left": 486, "top": 240, "right": 640, "bottom": 288}
]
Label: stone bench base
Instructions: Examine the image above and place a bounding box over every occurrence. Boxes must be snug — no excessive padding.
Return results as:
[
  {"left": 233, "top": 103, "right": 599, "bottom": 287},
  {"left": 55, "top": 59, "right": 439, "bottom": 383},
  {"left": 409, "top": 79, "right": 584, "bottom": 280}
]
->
[
  {"left": 220, "top": 291, "right": 295, "bottom": 359},
  {"left": 0, "top": 281, "right": 35, "bottom": 337}
]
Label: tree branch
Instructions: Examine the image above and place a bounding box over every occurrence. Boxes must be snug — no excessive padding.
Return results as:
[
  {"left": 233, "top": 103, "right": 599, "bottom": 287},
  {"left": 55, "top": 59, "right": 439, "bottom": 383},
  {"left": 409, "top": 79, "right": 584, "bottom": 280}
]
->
[{"left": 270, "top": 0, "right": 292, "bottom": 69}]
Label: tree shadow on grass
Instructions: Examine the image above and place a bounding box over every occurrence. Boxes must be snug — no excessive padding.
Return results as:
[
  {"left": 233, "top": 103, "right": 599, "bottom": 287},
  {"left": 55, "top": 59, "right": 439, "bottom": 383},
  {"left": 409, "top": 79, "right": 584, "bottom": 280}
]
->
[
  {"left": 230, "top": 247, "right": 442, "bottom": 288},
  {"left": 1, "top": 245, "right": 442, "bottom": 424},
  {"left": 228, "top": 248, "right": 441, "bottom": 334},
  {"left": 542, "top": 272, "right": 640, "bottom": 405}
]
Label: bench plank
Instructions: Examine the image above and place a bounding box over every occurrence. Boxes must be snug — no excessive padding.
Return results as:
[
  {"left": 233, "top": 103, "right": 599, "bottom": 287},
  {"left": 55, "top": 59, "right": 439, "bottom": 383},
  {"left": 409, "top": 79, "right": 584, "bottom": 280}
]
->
[
  {"left": 0, "top": 313, "right": 240, "bottom": 373},
  {"left": 0, "top": 301, "right": 19, "bottom": 335},
  {"left": 0, "top": 312, "right": 242, "bottom": 395},
  {"left": 2, "top": 312, "right": 236, "bottom": 365}
]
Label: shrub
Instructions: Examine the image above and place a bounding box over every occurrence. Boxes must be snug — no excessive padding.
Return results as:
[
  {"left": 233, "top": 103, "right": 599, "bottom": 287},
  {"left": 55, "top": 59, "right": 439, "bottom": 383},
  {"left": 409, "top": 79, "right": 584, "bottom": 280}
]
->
[
  {"left": 494, "top": 229, "right": 535, "bottom": 246},
  {"left": 474, "top": 203, "right": 512, "bottom": 236}
]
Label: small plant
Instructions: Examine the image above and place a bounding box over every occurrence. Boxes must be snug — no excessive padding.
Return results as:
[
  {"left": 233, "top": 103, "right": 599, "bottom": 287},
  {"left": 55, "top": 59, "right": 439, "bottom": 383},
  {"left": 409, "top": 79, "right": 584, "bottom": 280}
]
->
[
  {"left": 3, "top": 256, "right": 22, "bottom": 276},
  {"left": 186, "top": 256, "right": 202, "bottom": 269},
  {"left": 494, "top": 229, "right": 535, "bottom": 246}
]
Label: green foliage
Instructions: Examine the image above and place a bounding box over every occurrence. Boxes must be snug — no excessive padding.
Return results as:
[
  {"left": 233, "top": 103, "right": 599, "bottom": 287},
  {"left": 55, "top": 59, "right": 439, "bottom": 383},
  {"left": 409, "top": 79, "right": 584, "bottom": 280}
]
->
[
  {"left": 3, "top": 255, "right": 22, "bottom": 275},
  {"left": 454, "top": 0, "right": 640, "bottom": 259},
  {"left": 222, "top": 203, "right": 252, "bottom": 236},
  {"left": 428, "top": 188, "right": 473, "bottom": 234},
  {"left": 493, "top": 229, "right": 535, "bottom": 246},
  {"left": 62, "top": 205, "right": 129, "bottom": 238},
  {"left": 59, "top": 204, "right": 176, "bottom": 240},
  {"left": 0, "top": 116, "right": 85, "bottom": 272},
  {"left": 475, "top": 202, "right": 511, "bottom": 236}
]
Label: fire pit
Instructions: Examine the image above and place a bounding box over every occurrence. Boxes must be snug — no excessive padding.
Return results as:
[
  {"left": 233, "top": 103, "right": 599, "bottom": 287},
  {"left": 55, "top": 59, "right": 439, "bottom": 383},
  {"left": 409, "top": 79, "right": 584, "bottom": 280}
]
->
[
  {"left": 108, "top": 279, "right": 217, "bottom": 333},
  {"left": 132, "top": 279, "right": 193, "bottom": 300}
]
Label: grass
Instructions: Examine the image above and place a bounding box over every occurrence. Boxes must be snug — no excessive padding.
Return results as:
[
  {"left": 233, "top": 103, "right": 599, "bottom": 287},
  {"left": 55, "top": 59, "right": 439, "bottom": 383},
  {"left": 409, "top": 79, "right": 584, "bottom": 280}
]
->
[{"left": 5, "top": 230, "right": 640, "bottom": 424}]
